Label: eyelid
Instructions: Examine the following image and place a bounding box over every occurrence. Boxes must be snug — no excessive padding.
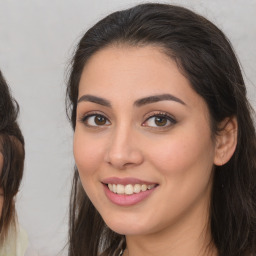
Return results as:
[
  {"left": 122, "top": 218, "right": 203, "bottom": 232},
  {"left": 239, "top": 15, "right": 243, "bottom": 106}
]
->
[
  {"left": 78, "top": 110, "right": 108, "bottom": 120},
  {"left": 144, "top": 111, "right": 176, "bottom": 121}
]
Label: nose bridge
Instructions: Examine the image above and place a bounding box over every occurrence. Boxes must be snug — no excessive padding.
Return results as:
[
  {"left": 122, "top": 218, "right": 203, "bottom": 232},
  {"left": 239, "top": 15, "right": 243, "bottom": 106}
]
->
[
  {"left": 105, "top": 122, "right": 143, "bottom": 169},
  {"left": 112, "top": 122, "right": 130, "bottom": 148}
]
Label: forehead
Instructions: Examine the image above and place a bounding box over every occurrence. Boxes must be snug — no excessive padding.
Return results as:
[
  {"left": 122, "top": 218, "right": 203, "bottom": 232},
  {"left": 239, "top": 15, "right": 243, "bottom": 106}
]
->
[
  {"left": 78, "top": 45, "right": 204, "bottom": 109},
  {"left": 82, "top": 44, "right": 174, "bottom": 77},
  {"left": 80, "top": 45, "right": 178, "bottom": 92}
]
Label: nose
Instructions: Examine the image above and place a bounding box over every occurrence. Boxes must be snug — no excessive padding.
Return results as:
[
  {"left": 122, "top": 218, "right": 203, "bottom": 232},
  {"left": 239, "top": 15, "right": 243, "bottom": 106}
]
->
[{"left": 104, "top": 125, "right": 144, "bottom": 170}]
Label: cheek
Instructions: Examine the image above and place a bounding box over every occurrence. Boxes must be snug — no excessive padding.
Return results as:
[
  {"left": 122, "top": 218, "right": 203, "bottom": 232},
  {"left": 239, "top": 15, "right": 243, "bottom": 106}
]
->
[
  {"left": 73, "top": 129, "right": 105, "bottom": 176},
  {"left": 146, "top": 127, "right": 215, "bottom": 180},
  {"left": 73, "top": 130, "right": 105, "bottom": 203}
]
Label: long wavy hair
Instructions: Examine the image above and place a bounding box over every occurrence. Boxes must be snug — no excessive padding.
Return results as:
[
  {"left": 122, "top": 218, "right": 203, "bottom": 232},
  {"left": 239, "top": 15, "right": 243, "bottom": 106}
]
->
[
  {"left": 0, "top": 70, "right": 25, "bottom": 244},
  {"left": 66, "top": 3, "right": 256, "bottom": 256}
]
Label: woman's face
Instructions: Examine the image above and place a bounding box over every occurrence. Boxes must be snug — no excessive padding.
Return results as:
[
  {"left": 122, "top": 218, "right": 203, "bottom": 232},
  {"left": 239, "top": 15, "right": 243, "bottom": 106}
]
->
[{"left": 74, "top": 45, "right": 219, "bottom": 236}]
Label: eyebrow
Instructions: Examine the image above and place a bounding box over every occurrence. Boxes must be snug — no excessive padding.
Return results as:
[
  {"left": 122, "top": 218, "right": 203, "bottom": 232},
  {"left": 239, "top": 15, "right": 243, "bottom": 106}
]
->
[
  {"left": 77, "top": 93, "right": 185, "bottom": 108},
  {"left": 77, "top": 95, "right": 111, "bottom": 107},
  {"left": 134, "top": 94, "right": 185, "bottom": 107}
]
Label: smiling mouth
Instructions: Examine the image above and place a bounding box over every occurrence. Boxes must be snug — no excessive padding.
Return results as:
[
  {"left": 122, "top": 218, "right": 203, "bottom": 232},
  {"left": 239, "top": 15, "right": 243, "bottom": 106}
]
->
[{"left": 107, "top": 183, "right": 157, "bottom": 195}]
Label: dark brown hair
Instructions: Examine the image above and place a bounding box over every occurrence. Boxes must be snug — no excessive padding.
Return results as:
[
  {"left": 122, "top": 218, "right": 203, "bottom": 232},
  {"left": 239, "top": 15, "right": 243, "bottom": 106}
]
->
[
  {"left": 66, "top": 3, "right": 256, "bottom": 256},
  {"left": 0, "top": 70, "right": 25, "bottom": 244}
]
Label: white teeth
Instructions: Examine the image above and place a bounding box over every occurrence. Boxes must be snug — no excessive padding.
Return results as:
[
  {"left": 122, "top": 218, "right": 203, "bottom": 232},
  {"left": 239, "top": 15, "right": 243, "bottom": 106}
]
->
[
  {"left": 116, "top": 184, "right": 125, "bottom": 194},
  {"left": 133, "top": 184, "right": 141, "bottom": 193},
  {"left": 141, "top": 184, "right": 147, "bottom": 192},
  {"left": 147, "top": 184, "right": 155, "bottom": 189},
  {"left": 107, "top": 183, "right": 156, "bottom": 195},
  {"left": 125, "top": 184, "right": 134, "bottom": 195},
  {"left": 108, "top": 184, "right": 113, "bottom": 191}
]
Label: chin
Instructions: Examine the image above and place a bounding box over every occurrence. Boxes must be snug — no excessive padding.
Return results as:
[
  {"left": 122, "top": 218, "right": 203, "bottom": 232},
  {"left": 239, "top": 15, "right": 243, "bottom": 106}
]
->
[
  {"left": 107, "top": 224, "right": 147, "bottom": 236},
  {"left": 103, "top": 214, "right": 154, "bottom": 236}
]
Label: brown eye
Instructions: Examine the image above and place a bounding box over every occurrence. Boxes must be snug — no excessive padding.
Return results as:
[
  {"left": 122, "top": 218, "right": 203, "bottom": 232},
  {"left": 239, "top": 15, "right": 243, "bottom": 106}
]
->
[
  {"left": 94, "top": 115, "right": 107, "bottom": 125},
  {"left": 143, "top": 114, "right": 176, "bottom": 128},
  {"left": 154, "top": 116, "right": 167, "bottom": 126},
  {"left": 83, "top": 114, "right": 111, "bottom": 127}
]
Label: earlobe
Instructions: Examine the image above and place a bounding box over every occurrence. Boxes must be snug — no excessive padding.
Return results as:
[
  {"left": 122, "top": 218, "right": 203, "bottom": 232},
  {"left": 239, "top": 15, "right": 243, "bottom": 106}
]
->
[{"left": 214, "top": 116, "right": 238, "bottom": 166}]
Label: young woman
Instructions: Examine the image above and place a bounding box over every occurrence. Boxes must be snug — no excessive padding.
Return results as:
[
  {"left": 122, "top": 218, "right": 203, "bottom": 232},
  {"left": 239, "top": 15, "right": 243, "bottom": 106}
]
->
[
  {"left": 66, "top": 3, "right": 256, "bottom": 256},
  {"left": 0, "top": 70, "right": 28, "bottom": 255}
]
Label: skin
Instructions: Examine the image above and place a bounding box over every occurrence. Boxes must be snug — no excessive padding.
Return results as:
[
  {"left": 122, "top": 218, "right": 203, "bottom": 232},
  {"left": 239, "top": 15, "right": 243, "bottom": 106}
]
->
[{"left": 73, "top": 45, "right": 236, "bottom": 256}]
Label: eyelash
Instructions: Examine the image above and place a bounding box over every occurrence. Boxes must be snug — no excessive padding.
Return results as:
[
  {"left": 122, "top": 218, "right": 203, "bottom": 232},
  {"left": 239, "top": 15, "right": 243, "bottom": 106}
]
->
[
  {"left": 79, "top": 111, "right": 177, "bottom": 129},
  {"left": 142, "top": 112, "right": 177, "bottom": 129}
]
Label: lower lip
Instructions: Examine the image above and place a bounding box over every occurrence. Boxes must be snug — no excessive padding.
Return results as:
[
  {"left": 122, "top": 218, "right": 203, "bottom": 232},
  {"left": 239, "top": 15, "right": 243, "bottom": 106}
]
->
[{"left": 103, "top": 184, "right": 157, "bottom": 206}]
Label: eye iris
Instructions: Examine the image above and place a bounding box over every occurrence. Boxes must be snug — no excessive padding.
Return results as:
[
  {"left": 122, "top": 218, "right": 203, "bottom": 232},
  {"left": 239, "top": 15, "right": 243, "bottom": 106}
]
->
[
  {"left": 95, "top": 116, "right": 106, "bottom": 125},
  {"left": 155, "top": 116, "right": 167, "bottom": 126}
]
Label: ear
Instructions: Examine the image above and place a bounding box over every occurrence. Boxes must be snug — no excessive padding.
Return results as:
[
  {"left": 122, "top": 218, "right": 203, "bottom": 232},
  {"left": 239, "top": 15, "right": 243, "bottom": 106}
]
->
[{"left": 214, "top": 116, "right": 238, "bottom": 166}]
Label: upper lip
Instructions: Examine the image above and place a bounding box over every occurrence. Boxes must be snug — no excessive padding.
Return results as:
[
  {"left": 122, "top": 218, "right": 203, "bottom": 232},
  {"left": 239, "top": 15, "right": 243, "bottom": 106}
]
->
[{"left": 102, "top": 177, "right": 158, "bottom": 186}]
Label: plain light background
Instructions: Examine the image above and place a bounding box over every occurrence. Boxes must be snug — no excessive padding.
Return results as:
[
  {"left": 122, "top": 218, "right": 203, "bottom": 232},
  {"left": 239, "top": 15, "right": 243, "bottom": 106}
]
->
[{"left": 0, "top": 0, "right": 255, "bottom": 255}]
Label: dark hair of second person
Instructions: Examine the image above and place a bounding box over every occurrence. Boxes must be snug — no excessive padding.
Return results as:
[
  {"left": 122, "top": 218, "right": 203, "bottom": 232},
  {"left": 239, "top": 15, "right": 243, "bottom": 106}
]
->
[{"left": 0, "top": 70, "right": 25, "bottom": 244}]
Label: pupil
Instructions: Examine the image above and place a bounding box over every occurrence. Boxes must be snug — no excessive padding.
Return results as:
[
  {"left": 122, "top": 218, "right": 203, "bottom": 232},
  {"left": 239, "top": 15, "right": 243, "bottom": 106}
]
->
[
  {"left": 155, "top": 117, "right": 167, "bottom": 126},
  {"left": 95, "top": 116, "right": 106, "bottom": 125}
]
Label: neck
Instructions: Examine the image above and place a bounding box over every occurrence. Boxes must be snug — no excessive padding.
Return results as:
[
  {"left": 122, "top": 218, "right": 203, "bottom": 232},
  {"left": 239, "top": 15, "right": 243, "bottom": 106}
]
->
[{"left": 124, "top": 233, "right": 217, "bottom": 256}]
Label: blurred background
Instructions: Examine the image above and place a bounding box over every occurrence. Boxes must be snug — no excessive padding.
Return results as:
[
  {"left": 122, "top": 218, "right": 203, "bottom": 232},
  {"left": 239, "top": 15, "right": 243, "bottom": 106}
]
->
[{"left": 0, "top": 0, "right": 255, "bottom": 255}]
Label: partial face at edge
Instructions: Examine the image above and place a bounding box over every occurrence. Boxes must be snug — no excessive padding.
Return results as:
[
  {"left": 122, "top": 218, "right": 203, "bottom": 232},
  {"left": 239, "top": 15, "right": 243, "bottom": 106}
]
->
[{"left": 73, "top": 45, "right": 218, "bottom": 236}]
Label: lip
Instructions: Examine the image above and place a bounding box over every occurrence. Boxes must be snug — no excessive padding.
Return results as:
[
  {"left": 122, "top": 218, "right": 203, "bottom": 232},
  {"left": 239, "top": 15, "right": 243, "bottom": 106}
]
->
[
  {"left": 102, "top": 177, "right": 156, "bottom": 186},
  {"left": 102, "top": 177, "right": 158, "bottom": 206}
]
